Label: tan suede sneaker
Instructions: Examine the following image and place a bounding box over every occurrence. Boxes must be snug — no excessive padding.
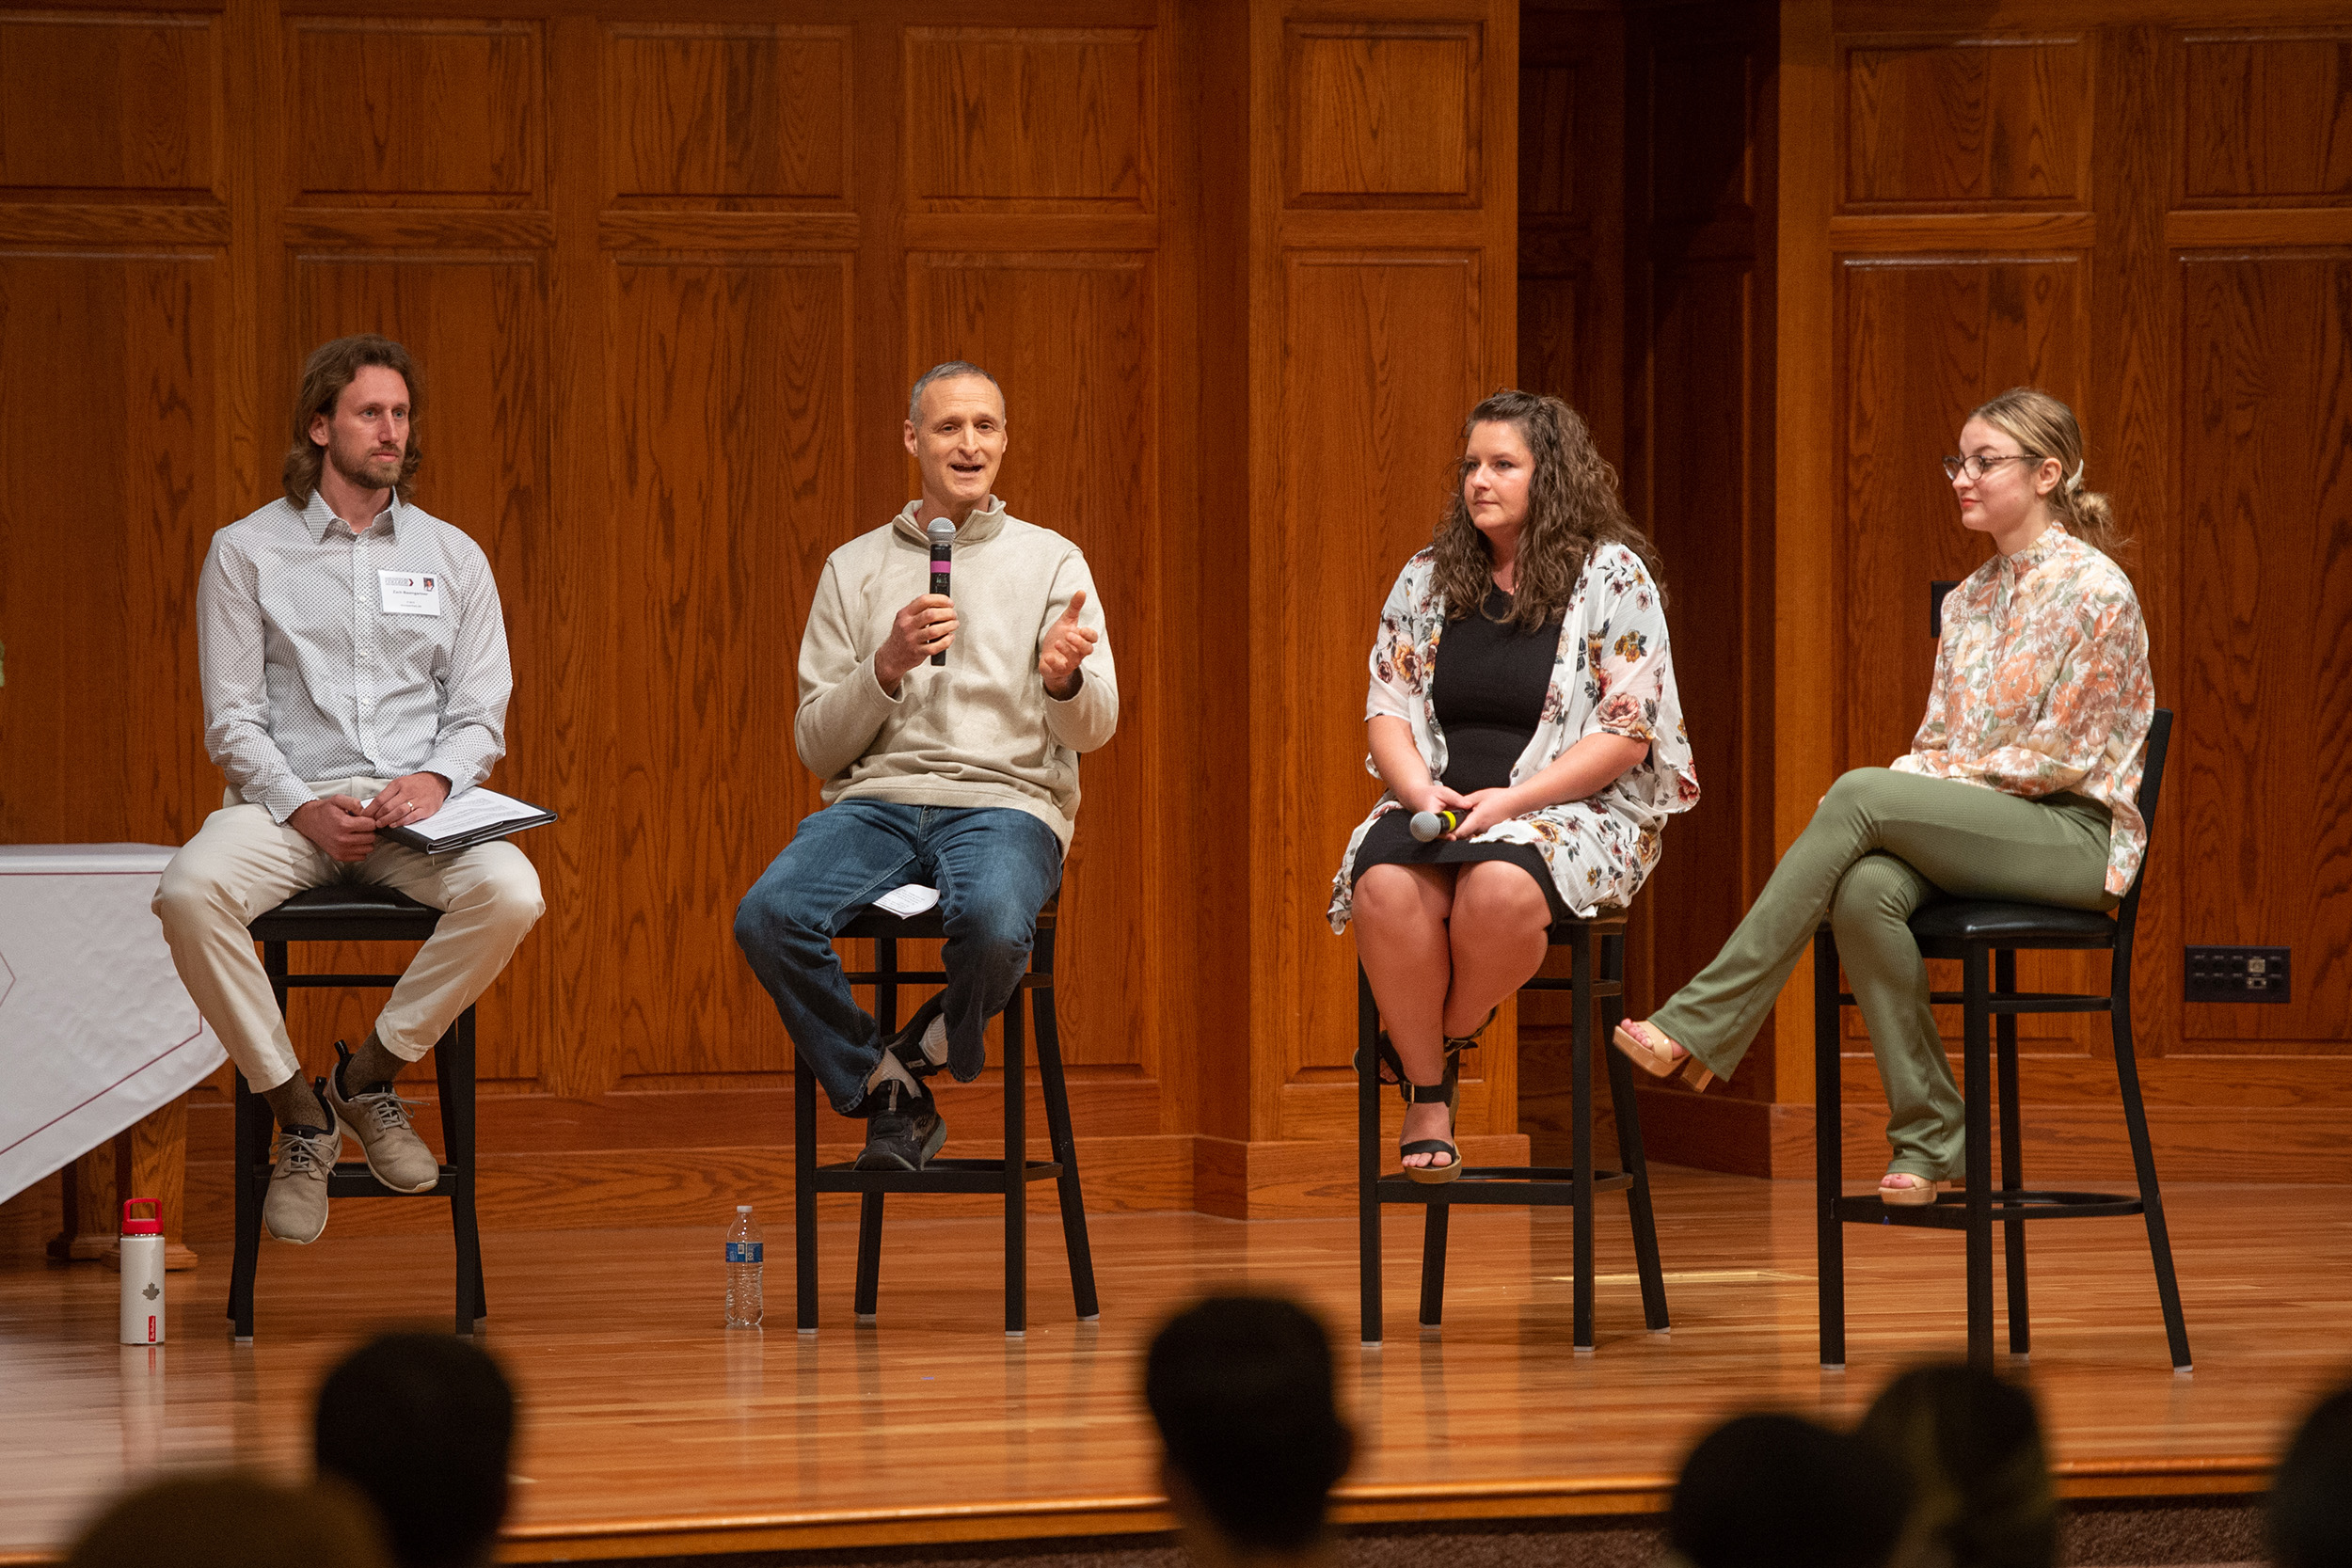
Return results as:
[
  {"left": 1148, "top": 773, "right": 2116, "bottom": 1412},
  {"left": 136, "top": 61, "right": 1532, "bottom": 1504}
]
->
[
  {"left": 263, "top": 1127, "right": 341, "bottom": 1243},
  {"left": 325, "top": 1067, "right": 441, "bottom": 1194}
]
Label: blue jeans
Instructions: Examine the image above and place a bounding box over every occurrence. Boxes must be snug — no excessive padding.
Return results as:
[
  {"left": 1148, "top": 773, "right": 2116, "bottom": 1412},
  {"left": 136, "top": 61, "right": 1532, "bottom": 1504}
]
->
[{"left": 734, "top": 800, "right": 1063, "bottom": 1115}]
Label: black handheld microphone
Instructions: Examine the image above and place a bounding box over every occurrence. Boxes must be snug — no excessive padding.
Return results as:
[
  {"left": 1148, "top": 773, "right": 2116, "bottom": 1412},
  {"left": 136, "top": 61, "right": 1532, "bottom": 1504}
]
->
[
  {"left": 927, "top": 516, "right": 954, "bottom": 666},
  {"left": 1409, "top": 809, "right": 1463, "bottom": 842}
]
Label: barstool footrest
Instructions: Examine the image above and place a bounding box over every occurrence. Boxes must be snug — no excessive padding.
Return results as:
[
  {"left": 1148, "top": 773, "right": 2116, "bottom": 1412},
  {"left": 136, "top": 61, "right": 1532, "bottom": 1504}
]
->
[
  {"left": 1834, "top": 1189, "right": 2146, "bottom": 1226},
  {"left": 811, "top": 1158, "right": 1065, "bottom": 1195},
  {"left": 1373, "top": 1168, "right": 1638, "bottom": 1204}
]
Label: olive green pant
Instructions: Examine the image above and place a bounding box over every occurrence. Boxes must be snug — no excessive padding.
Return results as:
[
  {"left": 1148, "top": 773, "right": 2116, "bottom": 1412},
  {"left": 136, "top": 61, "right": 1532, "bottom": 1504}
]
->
[{"left": 1650, "top": 768, "right": 2116, "bottom": 1180}]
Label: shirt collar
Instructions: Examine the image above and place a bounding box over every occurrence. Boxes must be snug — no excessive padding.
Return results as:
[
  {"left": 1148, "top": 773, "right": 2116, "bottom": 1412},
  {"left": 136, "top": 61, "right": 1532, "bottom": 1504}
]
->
[
  {"left": 300, "top": 487, "right": 400, "bottom": 543},
  {"left": 2001, "top": 521, "right": 2069, "bottom": 576},
  {"left": 892, "top": 495, "right": 1008, "bottom": 547}
]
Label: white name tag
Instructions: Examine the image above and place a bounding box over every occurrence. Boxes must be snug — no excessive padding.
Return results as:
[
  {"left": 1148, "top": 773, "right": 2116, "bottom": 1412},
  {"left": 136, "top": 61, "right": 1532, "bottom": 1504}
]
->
[{"left": 378, "top": 570, "right": 442, "bottom": 617}]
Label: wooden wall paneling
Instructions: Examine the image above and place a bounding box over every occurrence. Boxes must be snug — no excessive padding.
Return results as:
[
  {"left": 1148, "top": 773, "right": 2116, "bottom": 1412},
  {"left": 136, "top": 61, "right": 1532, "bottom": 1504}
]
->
[
  {"left": 2177, "top": 31, "right": 2352, "bottom": 206},
  {"left": 1274, "top": 247, "right": 1486, "bottom": 1136},
  {"left": 0, "top": 249, "right": 217, "bottom": 847},
  {"left": 601, "top": 24, "right": 853, "bottom": 210},
  {"left": 285, "top": 18, "right": 544, "bottom": 208},
  {"left": 1629, "top": 7, "right": 1772, "bottom": 1032},
  {"left": 1549, "top": 1, "right": 1781, "bottom": 1164},
  {"left": 904, "top": 251, "right": 1163, "bottom": 1095},
  {"left": 2088, "top": 22, "right": 2178, "bottom": 1068},
  {"left": 603, "top": 250, "right": 854, "bottom": 1091},
  {"left": 1517, "top": 6, "right": 1625, "bottom": 459},
  {"left": 1767, "top": 0, "right": 1838, "bottom": 1109},
  {"left": 1245, "top": 0, "right": 1518, "bottom": 1182},
  {"left": 0, "top": 11, "right": 219, "bottom": 197},
  {"left": 904, "top": 27, "right": 1155, "bottom": 212},
  {"left": 1179, "top": 0, "right": 1252, "bottom": 1155},
  {"left": 1840, "top": 34, "right": 2092, "bottom": 210},
  {"left": 2177, "top": 251, "right": 2352, "bottom": 1049},
  {"left": 1285, "top": 22, "right": 1481, "bottom": 207}
]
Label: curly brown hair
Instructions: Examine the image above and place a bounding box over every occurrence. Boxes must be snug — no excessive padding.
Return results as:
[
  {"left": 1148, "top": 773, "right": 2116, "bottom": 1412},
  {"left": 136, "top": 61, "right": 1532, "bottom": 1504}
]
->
[
  {"left": 1431, "top": 390, "right": 1663, "bottom": 629},
  {"left": 280, "top": 334, "right": 423, "bottom": 508}
]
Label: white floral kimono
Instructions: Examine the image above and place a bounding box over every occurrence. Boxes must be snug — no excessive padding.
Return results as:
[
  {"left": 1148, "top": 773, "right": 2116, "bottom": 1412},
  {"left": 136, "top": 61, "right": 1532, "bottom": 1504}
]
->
[{"left": 1327, "top": 543, "right": 1702, "bottom": 930}]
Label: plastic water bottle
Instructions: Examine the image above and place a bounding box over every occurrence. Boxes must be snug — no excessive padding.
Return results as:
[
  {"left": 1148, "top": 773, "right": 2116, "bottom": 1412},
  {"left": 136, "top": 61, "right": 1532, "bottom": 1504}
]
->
[{"left": 724, "top": 1205, "right": 764, "bottom": 1327}]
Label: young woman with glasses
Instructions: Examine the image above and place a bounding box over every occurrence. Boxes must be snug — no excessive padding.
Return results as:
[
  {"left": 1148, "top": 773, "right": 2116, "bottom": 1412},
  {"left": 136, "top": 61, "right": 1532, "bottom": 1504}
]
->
[{"left": 1611, "top": 388, "right": 2152, "bottom": 1205}]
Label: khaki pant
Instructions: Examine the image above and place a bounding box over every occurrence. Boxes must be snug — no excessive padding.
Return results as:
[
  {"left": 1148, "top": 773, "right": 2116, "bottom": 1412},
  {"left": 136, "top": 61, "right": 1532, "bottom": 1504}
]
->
[
  {"left": 1650, "top": 768, "right": 2116, "bottom": 1180},
  {"left": 153, "top": 780, "right": 544, "bottom": 1090}
]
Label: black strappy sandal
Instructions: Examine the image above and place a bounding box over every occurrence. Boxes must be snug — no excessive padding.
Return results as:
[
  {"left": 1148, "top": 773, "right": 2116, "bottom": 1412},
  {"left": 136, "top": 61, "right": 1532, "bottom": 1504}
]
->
[
  {"left": 1361, "top": 1005, "right": 1498, "bottom": 1088},
  {"left": 1399, "top": 1069, "right": 1463, "bottom": 1184}
]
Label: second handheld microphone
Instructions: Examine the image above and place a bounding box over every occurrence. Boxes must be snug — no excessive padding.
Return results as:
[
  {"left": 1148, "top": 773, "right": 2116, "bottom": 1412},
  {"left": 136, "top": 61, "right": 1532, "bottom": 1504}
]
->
[
  {"left": 1408, "top": 809, "right": 1463, "bottom": 842},
  {"left": 927, "top": 516, "right": 954, "bottom": 666}
]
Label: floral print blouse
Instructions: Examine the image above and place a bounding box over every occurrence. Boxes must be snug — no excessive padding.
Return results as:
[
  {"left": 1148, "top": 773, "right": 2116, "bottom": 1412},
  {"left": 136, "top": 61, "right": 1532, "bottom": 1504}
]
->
[
  {"left": 1894, "top": 525, "right": 2153, "bottom": 895},
  {"left": 1327, "top": 543, "right": 1702, "bottom": 930}
]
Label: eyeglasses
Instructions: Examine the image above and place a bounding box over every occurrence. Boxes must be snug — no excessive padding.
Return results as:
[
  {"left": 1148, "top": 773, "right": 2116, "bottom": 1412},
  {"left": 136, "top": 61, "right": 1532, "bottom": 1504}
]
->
[{"left": 1942, "top": 452, "right": 2042, "bottom": 482}]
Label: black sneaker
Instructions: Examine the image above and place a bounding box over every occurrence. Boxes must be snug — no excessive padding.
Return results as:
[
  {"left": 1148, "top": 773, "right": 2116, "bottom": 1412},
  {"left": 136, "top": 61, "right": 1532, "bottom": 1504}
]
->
[{"left": 857, "top": 1072, "right": 946, "bottom": 1171}]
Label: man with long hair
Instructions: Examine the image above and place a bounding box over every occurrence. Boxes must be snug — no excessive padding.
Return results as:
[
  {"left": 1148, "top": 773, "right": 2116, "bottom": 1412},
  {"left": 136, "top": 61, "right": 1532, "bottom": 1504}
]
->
[
  {"left": 733, "top": 361, "right": 1116, "bottom": 1171},
  {"left": 154, "top": 334, "right": 543, "bottom": 1243}
]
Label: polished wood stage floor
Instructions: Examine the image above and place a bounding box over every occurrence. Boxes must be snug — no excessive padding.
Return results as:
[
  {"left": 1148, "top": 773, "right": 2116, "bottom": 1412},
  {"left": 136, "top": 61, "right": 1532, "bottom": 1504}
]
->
[{"left": 2, "top": 1169, "right": 2344, "bottom": 1563}]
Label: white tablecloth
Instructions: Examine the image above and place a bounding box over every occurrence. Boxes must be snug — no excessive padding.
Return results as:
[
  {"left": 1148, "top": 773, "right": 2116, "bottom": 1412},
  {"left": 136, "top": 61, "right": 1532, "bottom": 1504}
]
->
[{"left": 0, "top": 845, "right": 224, "bottom": 1206}]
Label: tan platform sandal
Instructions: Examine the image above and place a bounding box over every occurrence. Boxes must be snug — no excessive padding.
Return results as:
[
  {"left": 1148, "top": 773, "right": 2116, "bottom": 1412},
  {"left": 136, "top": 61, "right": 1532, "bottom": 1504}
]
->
[
  {"left": 1879, "top": 1172, "right": 1944, "bottom": 1207},
  {"left": 1611, "top": 1020, "right": 1716, "bottom": 1091}
]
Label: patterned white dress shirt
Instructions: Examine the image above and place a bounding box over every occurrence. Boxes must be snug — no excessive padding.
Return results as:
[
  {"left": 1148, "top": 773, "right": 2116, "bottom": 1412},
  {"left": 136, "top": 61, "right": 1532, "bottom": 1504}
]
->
[{"left": 197, "top": 490, "right": 511, "bottom": 822}]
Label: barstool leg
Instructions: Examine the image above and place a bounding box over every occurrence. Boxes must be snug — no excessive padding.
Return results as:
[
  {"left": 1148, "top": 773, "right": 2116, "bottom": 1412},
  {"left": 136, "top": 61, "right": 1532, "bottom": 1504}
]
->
[
  {"left": 229, "top": 1068, "right": 266, "bottom": 1342},
  {"left": 1604, "top": 1012, "right": 1671, "bottom": 1332},
  {"left": 2112, "top": 972, "right": 2192, "bottom": 1370},
  {"left": 441, "top": 1015, "right": 484, "bottom": 1336},
  {"left": 1003, "top": 982, "right": 1028, "bottom": 1338},
  {"left": 1358, "top": 965, "right": 1384, "bottom": 1347},
  {"left": 853, "top": 1195, "right": 884, "bottom": 1319},
  {"left": 1571, "top": 927, "right": 1596, "bottom": 1354},
  {"left": 795, "top": 1056, "right": 819, "bottom": 1334},
  {"left": 1815, "top": 930, "right": 1846, "bottom": 1370},
  {"left": 1994, "top": 951, "right": 2027, "bottom": 1358},
  {"left": 1963, "top": 946, "right": 1995, "bottom": 1370},
  {"left": 1418, "top": 1203, "right": 1450, "bottom": 1328},
  {"left": 1030, "top": 945, "right": 1100, "bottom": 1320},
  {"left": 229, "top": 941, "right": 294, "bottom": 1341}
]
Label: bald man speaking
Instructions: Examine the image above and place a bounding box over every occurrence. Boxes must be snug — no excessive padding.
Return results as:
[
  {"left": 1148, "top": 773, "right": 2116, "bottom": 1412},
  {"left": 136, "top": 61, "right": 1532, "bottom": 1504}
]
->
[{"left": 734, "top": 362, "right": 1117, "bottom": 1172}]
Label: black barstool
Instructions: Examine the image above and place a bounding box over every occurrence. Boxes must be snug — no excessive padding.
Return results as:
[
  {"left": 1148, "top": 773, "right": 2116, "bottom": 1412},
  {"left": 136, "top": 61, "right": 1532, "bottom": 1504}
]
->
[
  {"left": 230, "top": 885, "right": 482, "bottom": 1341},
  {"left": 1358, "top": 916, "right": 1671, "bottom": 1350},
  {"left": 1815, "top": 708, "right": 2188, "bottom": 1370},
  {"left": 794, "top": 893, "right": 1097, "bottom": 1337}
]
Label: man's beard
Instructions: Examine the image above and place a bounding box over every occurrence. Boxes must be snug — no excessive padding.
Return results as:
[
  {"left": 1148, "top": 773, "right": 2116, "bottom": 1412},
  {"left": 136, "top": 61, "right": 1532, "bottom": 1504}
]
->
[{"left": 330, "top": 444, "right": 404, "bottom": 492}]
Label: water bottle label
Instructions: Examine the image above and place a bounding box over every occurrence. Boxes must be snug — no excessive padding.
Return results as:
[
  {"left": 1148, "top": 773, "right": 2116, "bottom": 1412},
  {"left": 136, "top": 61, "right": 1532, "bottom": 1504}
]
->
[{"left": 725, "top": 1242, "right": 764, "bottom": 1263}]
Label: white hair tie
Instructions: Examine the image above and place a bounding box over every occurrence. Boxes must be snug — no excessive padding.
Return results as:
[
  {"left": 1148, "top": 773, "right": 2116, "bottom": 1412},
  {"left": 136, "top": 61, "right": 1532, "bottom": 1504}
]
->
[{"left": 2065, "top": 461, "right": 2086, "bottom": 495}]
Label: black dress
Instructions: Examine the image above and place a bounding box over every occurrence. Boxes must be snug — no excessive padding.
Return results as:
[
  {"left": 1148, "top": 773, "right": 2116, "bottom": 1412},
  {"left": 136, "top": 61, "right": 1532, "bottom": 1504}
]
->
[{"left": 1351, "top": 586, "right": 1570, "bottom": 924}]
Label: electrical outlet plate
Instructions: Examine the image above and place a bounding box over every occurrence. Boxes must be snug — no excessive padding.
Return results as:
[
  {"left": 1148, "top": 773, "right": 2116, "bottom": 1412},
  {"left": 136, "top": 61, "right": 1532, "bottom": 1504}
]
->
[{"left": 2185, "top": 945, "right": 2291, "bottom": 1005}]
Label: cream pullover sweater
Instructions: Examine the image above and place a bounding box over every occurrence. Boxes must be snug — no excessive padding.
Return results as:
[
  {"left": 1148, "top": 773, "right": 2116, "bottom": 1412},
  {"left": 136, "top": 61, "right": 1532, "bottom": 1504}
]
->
[{"left": 793, "top": 498, "right": 1117, "bottom": 849}]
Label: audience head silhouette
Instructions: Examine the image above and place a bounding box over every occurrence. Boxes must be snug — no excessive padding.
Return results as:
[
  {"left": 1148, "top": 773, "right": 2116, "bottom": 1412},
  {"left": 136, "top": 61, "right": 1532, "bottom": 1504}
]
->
[
  {"left": 1146, "top": 1294, "right": 1355, "bottom": 1561},
  {"left": 2269, "top": 1385, "right": 2352, "bottom": 1568},
  {"left": 314, "top": 1331, "right": 516, "bottom": 1568},
  {"left": 1859, "top": 1363, "right": 2056, "bottom": 1568},
  {"left": 1667, "top": 1412, "right": 1912, "bottom": 1568},
  {"left": 65, "top": 1472, "right": 389, "bottom": 1568}
]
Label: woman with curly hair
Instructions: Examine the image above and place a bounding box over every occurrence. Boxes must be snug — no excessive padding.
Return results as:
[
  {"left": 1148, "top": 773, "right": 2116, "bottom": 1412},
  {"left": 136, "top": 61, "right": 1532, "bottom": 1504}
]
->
[
  {"left": 1613, "top": 388, "right": 2152, "bottom": 1207},
  {"left": 1329, "top": 390, "right": 1700, "bottom": 1181}
]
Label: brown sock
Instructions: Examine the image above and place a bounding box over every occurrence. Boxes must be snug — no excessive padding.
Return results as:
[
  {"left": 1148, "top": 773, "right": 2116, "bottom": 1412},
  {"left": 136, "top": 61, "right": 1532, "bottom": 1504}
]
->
[
  {"left": 339, "top": 1032, "right": 405, "bottom": 1098},
  {"left": 262, "top": 1075, "right": 330, "bottom": 1132}
]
